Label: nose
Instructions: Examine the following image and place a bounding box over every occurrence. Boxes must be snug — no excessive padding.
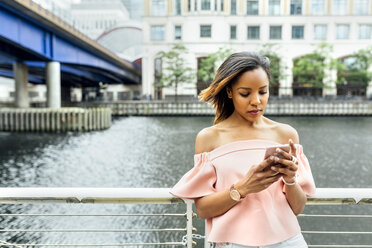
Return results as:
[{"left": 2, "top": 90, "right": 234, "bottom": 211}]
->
[{"left": 250, "top": 93, "right": 261, "bottom": 106}]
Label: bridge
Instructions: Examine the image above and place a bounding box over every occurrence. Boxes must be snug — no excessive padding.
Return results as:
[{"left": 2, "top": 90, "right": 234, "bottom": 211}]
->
[{"left": 0, "top": 0, "right": 141, "bottom": 108}]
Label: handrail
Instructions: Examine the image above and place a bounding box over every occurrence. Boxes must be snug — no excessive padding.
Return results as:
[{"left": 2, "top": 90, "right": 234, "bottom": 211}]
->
[
  {"left": 0, "top": 188, "right": 371, "bottom": 247},
  {"left": 0, "top": 188, "right": 371, "bottom": 204}
]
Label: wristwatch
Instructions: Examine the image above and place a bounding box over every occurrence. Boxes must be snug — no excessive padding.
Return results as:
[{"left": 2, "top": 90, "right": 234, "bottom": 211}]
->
[{"left": 230, "top": 184, "right": 244, "bottom": 201}]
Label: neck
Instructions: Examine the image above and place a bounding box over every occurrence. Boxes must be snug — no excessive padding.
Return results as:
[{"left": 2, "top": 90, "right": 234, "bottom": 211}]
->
[{"left": 228, "top": 111, "right": 265, "bottom": 128}]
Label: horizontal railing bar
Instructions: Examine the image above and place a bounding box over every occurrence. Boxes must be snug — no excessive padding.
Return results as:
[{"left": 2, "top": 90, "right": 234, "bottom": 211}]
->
[
  {"left": 0, "top": 243, "right": 185, "bottom": 247},
  {"left": 298, "top": 214, "right": 372, "bottom": 218},
  {"left": 0, "top": 228, "right": 192, "bottom": 233},
  {"left": 308, "top": 246, "right": 372, "bottom": 248},
  {"left": 303, "top": 231, "right": 372, "bottom": 234},
  {"left": 0, "top": 213, "right": 188, "bottom": 217},
  {"left": 0, "top": 188, "right": 370, "bottom": 205}
]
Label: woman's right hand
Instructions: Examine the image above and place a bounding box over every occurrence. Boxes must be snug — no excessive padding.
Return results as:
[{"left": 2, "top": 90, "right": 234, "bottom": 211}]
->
[{"left": 234, "top": 157, "right": 282, "bottom": 197}]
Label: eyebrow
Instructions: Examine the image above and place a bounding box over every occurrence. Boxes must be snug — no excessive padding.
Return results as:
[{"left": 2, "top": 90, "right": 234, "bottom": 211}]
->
[{"left": 237, "top": 85, "right": 268, "bottom": 90}]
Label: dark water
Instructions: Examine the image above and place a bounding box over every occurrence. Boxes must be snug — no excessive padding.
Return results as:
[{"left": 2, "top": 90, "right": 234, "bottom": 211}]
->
[{"left": 0, "top": 116, "right": 371, "bottom": 247}]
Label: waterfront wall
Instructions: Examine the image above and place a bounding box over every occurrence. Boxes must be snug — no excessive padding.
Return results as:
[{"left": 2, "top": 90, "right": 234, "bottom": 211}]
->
[
  {"left": 69, "top": 101, "right": 372, "bottom": 116},
  {"left": 0, "top": 108, "right": 111, "bottom": 132}
]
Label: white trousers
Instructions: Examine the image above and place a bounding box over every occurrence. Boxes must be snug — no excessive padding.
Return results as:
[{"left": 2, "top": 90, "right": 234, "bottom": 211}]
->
[{"left": 213, "top": 233, "right": 308, "bottom": 248}]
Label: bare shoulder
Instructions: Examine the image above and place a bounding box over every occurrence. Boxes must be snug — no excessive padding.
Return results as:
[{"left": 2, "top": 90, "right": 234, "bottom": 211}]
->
[
  {"left": 195, "top": 126, "right": 220, "bottom": 154},
  {"left": 275, "top": 122, "right": 300, "bottom": 144}
]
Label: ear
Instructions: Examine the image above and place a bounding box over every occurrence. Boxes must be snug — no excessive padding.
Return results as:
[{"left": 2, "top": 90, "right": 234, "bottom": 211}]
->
[{"left": 226, "top": 87, "right": 232, "bottom": 99}]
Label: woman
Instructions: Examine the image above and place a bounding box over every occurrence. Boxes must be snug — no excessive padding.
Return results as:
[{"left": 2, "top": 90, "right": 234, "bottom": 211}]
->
[{"left": 170, "top": 52, "right": 316, "bottom": 247}]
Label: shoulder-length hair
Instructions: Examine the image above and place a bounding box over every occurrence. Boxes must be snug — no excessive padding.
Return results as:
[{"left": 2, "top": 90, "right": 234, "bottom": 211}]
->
[{"left": 199, "top": 52, "right": 271, "bottom": 124}]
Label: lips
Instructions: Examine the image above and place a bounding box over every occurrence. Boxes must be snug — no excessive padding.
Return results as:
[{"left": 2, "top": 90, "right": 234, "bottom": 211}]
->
[{"left": 248, "top": 110, "right": 261, "bottom": 115}]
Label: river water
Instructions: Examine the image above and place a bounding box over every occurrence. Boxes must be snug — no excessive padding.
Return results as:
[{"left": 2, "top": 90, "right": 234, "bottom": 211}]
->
[{"left": 0, "top": 116, "right": 371, "bottom": 247}]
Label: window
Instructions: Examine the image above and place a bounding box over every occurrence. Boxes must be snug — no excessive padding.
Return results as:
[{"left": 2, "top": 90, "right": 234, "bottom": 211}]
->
[
  {"left": 359, "top": 24, "right": 372, "bottom": 39},
  {"left": 336, "top": 24, "right": 350, "bottom": 39},
  {"left": 311, "top": 0, "right": 325, "bottom": 15},
  {"left": 268, "top": 0, "right": 281, "bottom": 15},
  {"left": 354, "top": 0, "right": 369, "bottom": 15},
  {"left": 332, "top": 0, "right": 348, "bottom": 15},
  {"left": 151, "top": 25, "right": 165, "bottom": 41},
  {"left": 231, "top": 0, "right": 237, "bottom": 14},
  {"left": 269, "top": 26, "right": 282, "bottom": 39},
  {"left": 154, "top": 57, "right": 162, "bottom": 91},
  {"left": 200, "top": 25, "right": 212, "bottom": 37},
  {"left": 247, "top": 26, "right": 260, "bottom": 39},
  {"left": 247, "top": 0, "right": 259, "bottom": 15},
  {"left": 290, "top": 0, "right": 302, "bottom": 15},
  {"left": 28, "top": 92, "right": 39, "bottom": 98},
  {"left": 201, "top": 0, "right": 211, "bottom": 10},
  {"left": 188, "top": 0, "right": 191, "bottom": 11},
  {"left": 154, "top": 58, "right": 162, "bottom": 77},
  {"left": 175, "top": 0, "right": 181, "bottom": 15},
  {"left": 230, "top": 25, "right": 237, "bottom": 39},
  {"left": 195, "top": 0, "right": 197, "bottom": 10},
  {"left": 175, "top": 25, "right": 182, "bottom": 40},
  {"left": 314, "top": 24, "right": 327, "bottom": 40},
  {"left": 292, "top": 25, "right": 304, "bottom": 39},
  {"left": 151, "top": 0, "right": 166, "bottom": 16},
  {"left": 221, "top": 0, "right": 224, "bottom": 11},
  {"left": 118, "top": 92, "right": 130, "bottom": 100}
]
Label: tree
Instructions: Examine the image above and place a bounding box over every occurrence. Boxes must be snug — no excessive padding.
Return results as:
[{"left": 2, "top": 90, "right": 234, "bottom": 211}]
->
[
  {"left": 156, "top": 45, "right": 195, "bottom": 102},
  {"left": 292, "top": 43, "right": 338, "bottom": 87},
  {"left": 337, "top": 46, "right": 372, "bottom": 87},
  {"left": 259, "top": 44, "right": 285, "bottom": 96},
  {"left": 197, "top": 47, "right": 234, "bottom": 84}
]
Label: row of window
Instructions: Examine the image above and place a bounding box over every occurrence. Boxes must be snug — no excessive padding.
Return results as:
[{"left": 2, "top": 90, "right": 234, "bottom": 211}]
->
[
  {"left": 150, "top": 24, "right": 372, "bottom": 41},
  {"left": 151, "top": 0, "right": 371, "bottom": 16}
]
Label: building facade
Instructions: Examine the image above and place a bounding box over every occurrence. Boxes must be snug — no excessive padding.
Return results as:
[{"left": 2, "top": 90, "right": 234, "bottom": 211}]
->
[{"left": 143, "top": 0, "right": 372, "bottom": 100}]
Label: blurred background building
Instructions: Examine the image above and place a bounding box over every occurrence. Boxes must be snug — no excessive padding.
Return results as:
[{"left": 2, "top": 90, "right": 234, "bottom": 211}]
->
[{"left": 142, "top": 0, "right": 372, "bottom": 100}]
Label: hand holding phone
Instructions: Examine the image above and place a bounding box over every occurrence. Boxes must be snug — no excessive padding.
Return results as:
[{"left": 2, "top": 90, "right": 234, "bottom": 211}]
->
[{"left": 264, "top": 145, "right": 290, "bottom": 159}]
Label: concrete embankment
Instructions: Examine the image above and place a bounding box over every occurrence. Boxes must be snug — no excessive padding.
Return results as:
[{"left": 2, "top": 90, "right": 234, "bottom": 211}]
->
[
  {"left": 71, "top": 101, "right": 372, "bottom": 116},
  {"left": 0, "top": 107, "right": 111, "bottom": 132}
]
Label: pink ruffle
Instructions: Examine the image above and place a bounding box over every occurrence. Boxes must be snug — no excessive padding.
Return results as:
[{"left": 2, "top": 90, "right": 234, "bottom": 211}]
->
[{"left": 170, "top": 152, "right": 217, "bottom": 199}]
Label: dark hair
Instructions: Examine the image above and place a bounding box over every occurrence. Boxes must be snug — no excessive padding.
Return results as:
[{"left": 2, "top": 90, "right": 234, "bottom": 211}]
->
[{"left": 199, "top": 52, "right": 271, "bottom": 124}]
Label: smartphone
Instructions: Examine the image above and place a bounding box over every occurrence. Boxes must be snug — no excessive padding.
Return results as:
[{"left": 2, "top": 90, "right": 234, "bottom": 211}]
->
[{"left": 264, "top": 144, "right": 290, "bottom": 159}]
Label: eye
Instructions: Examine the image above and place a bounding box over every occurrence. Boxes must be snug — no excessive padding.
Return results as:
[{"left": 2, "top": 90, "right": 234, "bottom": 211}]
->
[
  {"left": 260, "top": 91, "right": 268, "bottom": 95},
  {"left": 239, "top": 93, "right": 249, "bottom": 97}
]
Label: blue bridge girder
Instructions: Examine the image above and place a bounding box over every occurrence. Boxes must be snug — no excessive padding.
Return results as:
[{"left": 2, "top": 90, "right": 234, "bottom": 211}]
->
[{"left": 0, "top": 0, "right": 141, "bottom": 86}]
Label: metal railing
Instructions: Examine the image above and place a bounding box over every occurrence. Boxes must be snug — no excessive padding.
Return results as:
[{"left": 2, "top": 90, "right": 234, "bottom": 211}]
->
[{"left": 0, "top": 188, "right": 371, "bottom": 247}]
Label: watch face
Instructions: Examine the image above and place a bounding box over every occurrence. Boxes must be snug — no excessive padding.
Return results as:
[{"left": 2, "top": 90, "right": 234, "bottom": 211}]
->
[{"left": 230, "top": 189, "right": 240, "bottom": 201}]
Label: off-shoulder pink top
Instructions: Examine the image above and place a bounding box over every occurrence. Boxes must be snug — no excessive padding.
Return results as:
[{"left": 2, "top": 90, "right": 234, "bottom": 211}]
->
[{"left": 170, "top": 139, "right": 316, "bottom": 246}]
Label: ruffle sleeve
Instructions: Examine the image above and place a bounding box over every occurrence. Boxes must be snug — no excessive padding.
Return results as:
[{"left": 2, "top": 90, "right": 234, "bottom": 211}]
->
[
  {"left": 283, "top": 144, "right": 316, "bottom": 196},
  {"left": 170, "top": 152, "right": 217, "bottom": 200}
]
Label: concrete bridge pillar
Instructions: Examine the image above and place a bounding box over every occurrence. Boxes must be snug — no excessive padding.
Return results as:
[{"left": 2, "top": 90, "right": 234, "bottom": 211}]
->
[
  {"left": 13, "top": 62, "right": 29, "bottom": 108},
  {"left": 46, "top": 61, "right": 61, "bottom": 108}
]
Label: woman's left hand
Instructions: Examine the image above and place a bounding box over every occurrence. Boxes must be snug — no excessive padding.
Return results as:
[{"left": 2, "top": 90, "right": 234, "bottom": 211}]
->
[{"left": 270, "top": 139, "right": 298, "bottom": 184}]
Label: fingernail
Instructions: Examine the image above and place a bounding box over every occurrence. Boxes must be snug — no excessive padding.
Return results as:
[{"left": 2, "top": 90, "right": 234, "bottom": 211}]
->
[
  {"left": 275, "top": 157, "right": 279, "bottom": 162},
  {"left": 276, "top": 148, "right": 281, "bottom": 152},
  {"left": 270, "top": 156, "right": 274, "bottom": 161},
  {"left": 271, "top": 166, "right": 276, "bottom": 171}
]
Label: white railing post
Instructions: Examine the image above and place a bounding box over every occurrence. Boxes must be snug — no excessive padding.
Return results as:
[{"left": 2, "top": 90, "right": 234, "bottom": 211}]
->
[{"left": 185, "top": 199, "right": 194, "bottom": 248}]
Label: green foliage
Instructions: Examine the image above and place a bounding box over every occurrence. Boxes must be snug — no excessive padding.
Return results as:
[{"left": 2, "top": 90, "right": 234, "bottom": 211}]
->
[
  {"left": 336, "top": 46, "right": 372, "bottom": 87},
  {"left": 292, "top": 42, "right": 338, "bottom": 88},
  {"left": 156, "top": 45, "right": 195, "bottom": 101},
  {"left": 259, "top": 44, "right": 284, "bottom": 87},
  {"left": 197, "top": 47, "right": 234, "bottom": 83}
]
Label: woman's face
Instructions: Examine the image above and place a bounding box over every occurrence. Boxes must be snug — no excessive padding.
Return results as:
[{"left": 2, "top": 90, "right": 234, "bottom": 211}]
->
[{"left": 227, "top": 67, "right": 270, "bottom": 122}]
